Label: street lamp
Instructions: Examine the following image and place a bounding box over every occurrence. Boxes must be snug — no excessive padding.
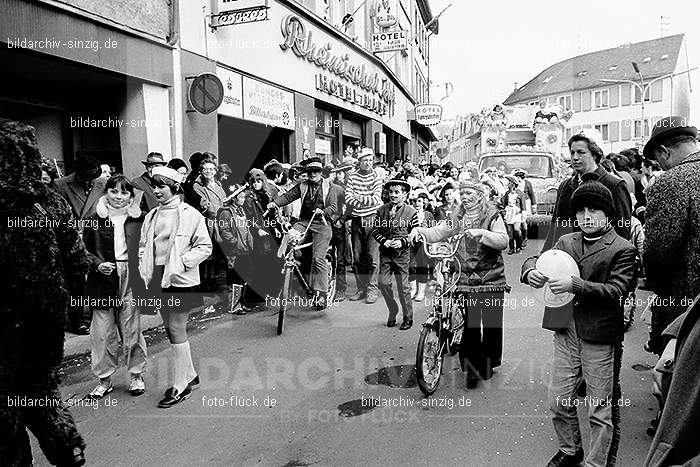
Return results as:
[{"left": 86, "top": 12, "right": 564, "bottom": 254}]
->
[{"left": 600, "top": 63, "right": 697, "bottom": 140}]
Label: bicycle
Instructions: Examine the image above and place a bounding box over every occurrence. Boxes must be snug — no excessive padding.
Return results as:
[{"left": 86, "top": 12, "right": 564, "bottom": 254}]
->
[
  {"left": 271, "top": 209, "right": 337, "bottom": 335},
  {"left": 415, "top": 233, "right": 466, "bottom": 396}
]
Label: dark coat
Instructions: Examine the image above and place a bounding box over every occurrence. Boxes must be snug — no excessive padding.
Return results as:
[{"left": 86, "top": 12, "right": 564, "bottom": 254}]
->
[
  {"left": 370, "top": 203, "right": 419, "bottom": 257},
  {"left": 81, "top": 207, "right": 146, "bottom": 302},
  {"left": 132, "top": 172, "right": 159, "bottom": 212},
  {"left": 645, "top": 297, "right": 700, "bottom": 466},
  {"left": 273, "top": 178, "right": 341, "bottom": 223},
  {"left": 217, "top": 205, "right": 254, "bottom": 259},
  {"left": 542, "top": 165, "right": 632, "bottom": 251},
  {"left": 244, "top": 183, "right": 279, "bottom": 254},
  {"left": 522, "top": 228, "right": 637, "bottom": 344},
  {"left": 53, "top": 173, "right": 106, "bottom": 221},
  {"left": 643, "top": 151, "right": 700, "bottom": 320}
]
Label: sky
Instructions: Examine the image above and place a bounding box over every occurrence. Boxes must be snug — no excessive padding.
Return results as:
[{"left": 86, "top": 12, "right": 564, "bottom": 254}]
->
[{"left": 427, "top": 0, "right": 700, "bottom": 121}]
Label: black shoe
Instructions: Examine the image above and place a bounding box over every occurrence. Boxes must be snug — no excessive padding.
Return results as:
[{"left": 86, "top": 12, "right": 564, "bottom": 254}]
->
[
  {"left": 74, "top": 324, "right": 90, "bottom": 335},
  {"left": 386, "top": 318, "right": 397, "bottom": 327},
  {"left": 546, "top": 449, "right": 584, "bottom": 467},
  {"left": 158, "top": 385, "right": 191, "bottom": 408},
  {"left": 507, "top": 249, "right": 515, "bottom": 255},
  {"left": 399, "top": 320, "right": 413, "bottom": 330},
  {"left": 188, "top": 375, "right": 200, "bottom": 388},
  {"left": 466, "top": 375, "right": 479, "bottom": 389}
]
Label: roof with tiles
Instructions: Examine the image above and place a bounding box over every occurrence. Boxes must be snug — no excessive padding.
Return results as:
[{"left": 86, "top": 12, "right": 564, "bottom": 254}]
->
[{"left": 504, "top": 34, "right": 684, "bottom": 105}]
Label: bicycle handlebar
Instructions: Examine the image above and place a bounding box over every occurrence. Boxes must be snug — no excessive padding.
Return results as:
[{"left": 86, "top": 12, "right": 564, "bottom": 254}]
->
[{"left": 420, "top": 232, "right": 467, "bottom": 259}]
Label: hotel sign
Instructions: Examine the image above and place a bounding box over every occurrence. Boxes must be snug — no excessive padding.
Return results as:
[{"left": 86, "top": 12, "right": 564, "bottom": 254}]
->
[
  {"left": 279, "top": 14, "right": 396, "bottom": 117},
  {"left": 414, "top": 104, "right": 443, "bottom": 126},
  {"left": 371, "top": 29, "right": 407, "bottom": 53}
]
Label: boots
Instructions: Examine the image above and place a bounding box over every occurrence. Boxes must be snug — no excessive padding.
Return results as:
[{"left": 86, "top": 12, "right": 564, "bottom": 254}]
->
[{"left": 413, "top": 283, "right": 426, "bottom": 302}]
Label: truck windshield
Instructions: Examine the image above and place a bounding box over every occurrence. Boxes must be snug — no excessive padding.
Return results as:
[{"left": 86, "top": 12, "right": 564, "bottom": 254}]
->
[{"left": 479, "top": 154, "right": 553, "bottom": 178}]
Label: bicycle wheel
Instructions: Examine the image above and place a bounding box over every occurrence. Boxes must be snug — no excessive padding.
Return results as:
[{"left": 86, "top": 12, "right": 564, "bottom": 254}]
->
[
  {"left": 278, "top": 267, "right": 292, "bottom": 335},
  {"left": 416, "top": 324, "right": 444, "bottom": 396}
]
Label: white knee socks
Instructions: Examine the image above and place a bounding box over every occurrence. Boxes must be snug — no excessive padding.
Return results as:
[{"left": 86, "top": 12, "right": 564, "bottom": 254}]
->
[{"left": 171, "top": 342, "right": 196, "bottom": 393}]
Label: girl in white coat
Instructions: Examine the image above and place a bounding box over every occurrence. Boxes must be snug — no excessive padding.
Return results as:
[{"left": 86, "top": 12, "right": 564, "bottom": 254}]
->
[{"left": 139, "top": 166, "right": 212, "bottom": 408}]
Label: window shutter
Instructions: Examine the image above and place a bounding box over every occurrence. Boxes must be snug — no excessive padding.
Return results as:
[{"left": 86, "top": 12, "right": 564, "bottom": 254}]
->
[
  {"left": 609, "top": 121, "right": 620, "bottom": 142},
  {"left": 582, "top": 91, "right": 591, "bottom": 111},
  {"left": 572, "top": 92, "right": 581, "bottom": 111},
  {"left": 621, "top": 120, "right": 631, "bottom": 141},
  {"left": 610, "top": 85, "right": 619, "bottom": 107},
  {"left": 651, "top": 81, "right": 663, "bottom": 102},
  {"left": 621, "top": 84, "right": 631, "bottom": 106}
]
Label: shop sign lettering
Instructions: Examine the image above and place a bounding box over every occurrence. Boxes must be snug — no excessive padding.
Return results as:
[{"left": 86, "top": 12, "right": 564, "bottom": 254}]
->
[
  {"left": 211, "top": 6, "right": 269, "bottom": 28},
  {"left": 279, "top": 14, "right": 396, "bottom": 116}
]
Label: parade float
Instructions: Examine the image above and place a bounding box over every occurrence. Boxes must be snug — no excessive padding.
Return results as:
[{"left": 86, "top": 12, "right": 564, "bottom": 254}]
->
[{"left": 473, "top": 102, "right": 573, "bottom": 228}]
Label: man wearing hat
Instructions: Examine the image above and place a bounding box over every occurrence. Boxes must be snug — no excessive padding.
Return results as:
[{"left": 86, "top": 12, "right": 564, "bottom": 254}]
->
[
  {"left": 346, "top": 147, "right": 384, "bottom": 303},
  {"left": 370, "top": 177, "right": 419, "bottom": 329},
  {"left": 53, "top": 154, "right": 107, "bottom": 334},
  {"left": 330, "top": 158, "right": 356, "bottom": 301},
  {"left": 54, "top": 154, "right": 107, "bottom": 222},
  {"left": 132, "top": 152, "right": 167, "bottom": 212},
  {"left": 641, "top": 118, "right": 700, "bottom": 466},
  {"left": 641, "top": 117, "right": 700, "bottom": 355},
  {"left": 267, "top": 157, "right": 341, "bottom": 310},
  {"left": 513, "top": 169, "right": 536, "bottom": 246}
]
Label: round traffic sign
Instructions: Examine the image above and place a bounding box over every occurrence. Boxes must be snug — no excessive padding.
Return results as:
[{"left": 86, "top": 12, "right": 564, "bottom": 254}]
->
[{"left": 188, "top": 73, "right": 224, "bottom": 114}]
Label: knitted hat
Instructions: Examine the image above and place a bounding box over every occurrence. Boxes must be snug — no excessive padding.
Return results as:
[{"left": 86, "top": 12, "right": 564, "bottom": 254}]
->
[
  {"left": 571, "top": 180, "right": 615, "bottom": 219},
  {"left": 151, "top": 165, "right": 184, "bottom": 183}
]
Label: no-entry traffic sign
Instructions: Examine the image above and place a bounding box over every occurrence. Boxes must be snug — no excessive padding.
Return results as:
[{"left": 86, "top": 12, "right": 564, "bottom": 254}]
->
[{"left": 188, "top": 73, "right": 224, "bottom": 114}]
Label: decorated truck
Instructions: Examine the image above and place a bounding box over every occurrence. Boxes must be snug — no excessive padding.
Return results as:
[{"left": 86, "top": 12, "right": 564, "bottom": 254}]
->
[{"left": 473, "top": 103, "right": 572, "bottom": 229}]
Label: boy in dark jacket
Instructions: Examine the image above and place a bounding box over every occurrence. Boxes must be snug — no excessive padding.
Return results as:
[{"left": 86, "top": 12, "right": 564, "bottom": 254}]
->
[
  {"left": 521, "top": 180, "right": 637, "bottom": 467},
  {"left": 370, "top": 178, "right": 419, "bottom": 330}
]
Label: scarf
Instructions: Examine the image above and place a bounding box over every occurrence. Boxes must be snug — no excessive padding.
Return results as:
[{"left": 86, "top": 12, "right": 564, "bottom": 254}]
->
[
  {"left": 583, "top": 224, "right": 612, "bottom": 243},
  {"left": 139, "top": 195, "right": 181, "bottom": 289}
]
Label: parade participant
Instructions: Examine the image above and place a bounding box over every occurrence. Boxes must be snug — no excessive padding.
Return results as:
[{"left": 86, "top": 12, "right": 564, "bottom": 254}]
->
[
  {"left": 167, "top": 158, "right": 189, "bottom": 178},
  {"left": 331, "top": 158, "right": 356, "bottom": 301},
  {"left": 513, "top": 169, "right": 536, "bottom": 246},
  {"left": 139, "top": 166, "right": 212, "bottom": 408},
  {"left": 500, "top": 175, "right": 526, "bottom": 255},
  {"left": 522, "top": 181, "right": 636, "bottom": 467},
  {"left": 193, "top": 155, "right": 228, "bottom": 310},
  {"left": 541, "top": 129, "right": 632, "bottom": 253},
  {"left": 410, "top": 180, "right": 509, "bottom": 388},
  {"left": 267, "top": 157, "right": 341, "bottom": 310},
  {"left": 346, "top": 147, "right": 383, "bottom": 303},
  {"left": 243, "top": 168, "right": 279, "bottom": 306},
  {"left": 370, "top": 177, "right": 419, "bottom": 330},
  {"left": 641, "top": 117, "right": 700, "bottom": 356},
  {"left": 0, "top": 118, "right": 90, "bottom": 466},
  {"left": 409, "top": 191, "right": 434, "bottom": 302},
  {"left": 82, "top": 175, "right": 148, "bottom": 399},
  {"left": 217, "top": 184, "right": 254, "bottom": 315},
  {"left": 434, "top": 181, "right": 459, "bottom": 222},
  {"left": 131, "top": 152, "right": 167, "bottom": 212}
]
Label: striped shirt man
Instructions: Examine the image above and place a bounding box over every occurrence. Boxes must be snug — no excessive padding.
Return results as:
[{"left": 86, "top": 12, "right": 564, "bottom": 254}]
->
[{"left": 345, "top": 169, "right": 383, "bottom": 218}]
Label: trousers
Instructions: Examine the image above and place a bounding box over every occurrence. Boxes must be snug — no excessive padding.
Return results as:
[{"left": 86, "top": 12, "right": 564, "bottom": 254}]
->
[
  {"left": 294, "top": 219, "right": 332, "bottom": 293},
  {"left": 549, "top": 321, "right": 622, "bottom": 467},
  {"left": 351, "top": 215, "right": 379, "bottom": 294},
  {"left": 459, "top": 291, "right": 504, "bottom": 376},
  {"left": 378, "top": 248, "right": 412, "bottom": 322},
  {"left": 90, "top": 262, "right": 148, "bottom": 380}
]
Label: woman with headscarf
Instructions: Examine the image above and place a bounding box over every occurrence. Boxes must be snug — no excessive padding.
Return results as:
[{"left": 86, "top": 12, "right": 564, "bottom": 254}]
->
[
  {"left": 410, "top": 180, "right": 509, "bottom": 389},
  {"left": 0, "top": 118, "right": 90, "bottom": 466}
]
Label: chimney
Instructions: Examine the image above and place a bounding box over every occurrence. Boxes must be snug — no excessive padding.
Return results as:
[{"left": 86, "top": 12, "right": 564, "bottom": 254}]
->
[{"left": 513, "top": 82, "right": 519, "bottom": 90}]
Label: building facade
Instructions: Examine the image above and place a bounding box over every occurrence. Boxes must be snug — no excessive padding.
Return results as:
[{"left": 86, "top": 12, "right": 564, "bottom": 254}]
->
[{"left": 504, "top": 34, "right": 692, "bottom": 154}]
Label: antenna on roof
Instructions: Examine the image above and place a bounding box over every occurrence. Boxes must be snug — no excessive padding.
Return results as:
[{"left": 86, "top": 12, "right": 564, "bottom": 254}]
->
[{"left": 660, "top": 16, "right": 671, "bottom": 38}]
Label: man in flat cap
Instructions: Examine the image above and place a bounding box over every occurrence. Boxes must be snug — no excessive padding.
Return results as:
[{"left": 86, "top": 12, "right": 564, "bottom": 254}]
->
[{"left": 643, "top": 116, "right": 700, "bottom": 467}]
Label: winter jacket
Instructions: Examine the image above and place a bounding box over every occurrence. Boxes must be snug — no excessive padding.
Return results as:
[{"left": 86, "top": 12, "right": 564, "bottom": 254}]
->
[
  {"left": 521, "top": 227, "right": 637, "bottom": 344},
  {"left": 217, "top": 205, "right": 254, "bottom": 259},
  {"left": 53, "top": 173, "right": 106, "bottom": 222},
  {"left": 542, "top": 165, "right": 632, "bottom": 251},
  {"left": 139, "top": 200, "right": 212, "bottom": 289},
  {"left": 272, "top": 178, "right": 341, "bottom": 223},
  {"left": 82, "top": 196, "right": 145, "bottom": 301},
  {"left": 644, "top": 151, "right": 700, "bottom": 320}
]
